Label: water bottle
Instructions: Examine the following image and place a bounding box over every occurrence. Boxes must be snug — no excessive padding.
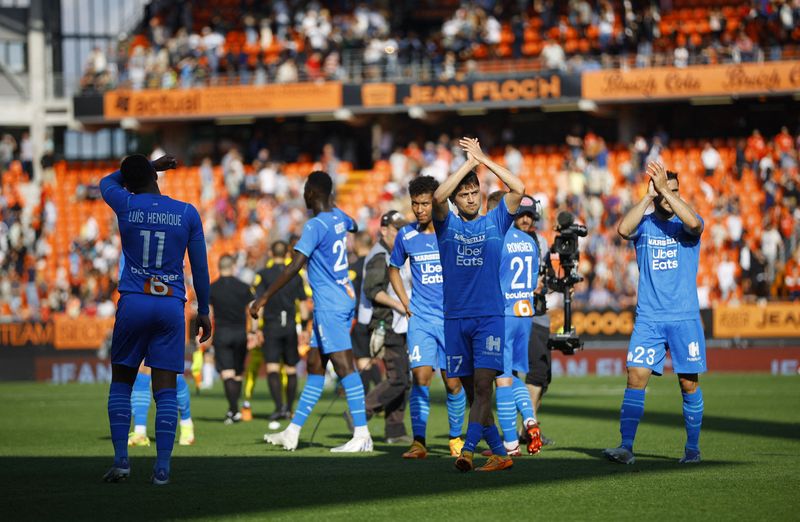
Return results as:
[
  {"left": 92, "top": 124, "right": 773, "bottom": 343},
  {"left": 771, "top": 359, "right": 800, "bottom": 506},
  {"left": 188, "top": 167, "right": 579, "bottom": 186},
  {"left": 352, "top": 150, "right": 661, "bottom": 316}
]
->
[{"left": 370, "top": 320, "right": 386, "bottom": 358}]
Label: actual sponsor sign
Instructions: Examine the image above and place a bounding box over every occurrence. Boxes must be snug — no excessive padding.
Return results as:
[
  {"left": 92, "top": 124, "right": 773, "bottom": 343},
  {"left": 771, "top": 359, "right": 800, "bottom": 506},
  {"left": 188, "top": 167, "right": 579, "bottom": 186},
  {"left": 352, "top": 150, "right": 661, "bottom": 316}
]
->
[{"left": 103, "top": 82, "right": 343, "bottom": 120}]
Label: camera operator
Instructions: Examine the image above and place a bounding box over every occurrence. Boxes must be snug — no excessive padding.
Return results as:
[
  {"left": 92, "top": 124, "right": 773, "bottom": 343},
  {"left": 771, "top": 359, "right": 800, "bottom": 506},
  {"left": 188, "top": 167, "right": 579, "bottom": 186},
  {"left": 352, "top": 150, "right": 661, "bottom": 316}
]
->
[
  {"left": 527, "top": 245, "right": 553, "bottom": 447},
  {"left": 525, "top": 208, "right": 588, "bottom": 446},
  {"left": 543, "top": 210, "right": 587, "bottom": 354}
]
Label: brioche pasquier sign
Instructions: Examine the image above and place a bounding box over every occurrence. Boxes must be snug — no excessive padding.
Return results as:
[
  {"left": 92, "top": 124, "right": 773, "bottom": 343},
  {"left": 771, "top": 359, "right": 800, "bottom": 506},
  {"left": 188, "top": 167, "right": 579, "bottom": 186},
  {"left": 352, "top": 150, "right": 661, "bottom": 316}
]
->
[{"left": 582, "top": 60, "right": 800, "bottom": 101}]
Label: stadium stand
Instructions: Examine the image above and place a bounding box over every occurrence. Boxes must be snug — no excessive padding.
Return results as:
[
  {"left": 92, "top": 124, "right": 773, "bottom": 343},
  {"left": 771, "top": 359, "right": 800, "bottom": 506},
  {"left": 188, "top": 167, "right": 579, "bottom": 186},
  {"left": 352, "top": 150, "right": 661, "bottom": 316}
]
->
[
  {"left": 2, "top": 126, "right": 798, "bottom": 322},
  {"left": 78, "top": 0, "right": 800, "bottom": 91}
]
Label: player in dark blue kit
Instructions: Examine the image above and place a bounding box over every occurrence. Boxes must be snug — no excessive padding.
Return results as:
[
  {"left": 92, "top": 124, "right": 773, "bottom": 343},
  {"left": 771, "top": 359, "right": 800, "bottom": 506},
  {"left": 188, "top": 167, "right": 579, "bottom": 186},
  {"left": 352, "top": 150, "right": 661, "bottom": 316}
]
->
[
  {"left": 433, "top": 138, "right": 524, "bottom": 472},
  {"left": 388, "top": 175, "right": 467, "bottom": 459},
  {"left": 251, "top": 171, "right": 373, "bottom": 453},
  {"left": 604, "top": 160, "right": 706, "bottom": 465},
  {"left": 101, "top": 154, "right": 211, "bottom": 485}
]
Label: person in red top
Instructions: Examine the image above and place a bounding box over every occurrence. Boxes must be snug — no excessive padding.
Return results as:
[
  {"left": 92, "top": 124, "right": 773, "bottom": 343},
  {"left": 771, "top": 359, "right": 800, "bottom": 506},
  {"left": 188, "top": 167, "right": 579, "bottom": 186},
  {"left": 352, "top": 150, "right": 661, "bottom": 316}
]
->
[
  {"left": 785, "top": 256, "right": 800, "bottom": 301},
  {"left": 775, "top": 126, "right": 794, "bottom": 153},
  {"left": 746, "top": 129, "right": 767, "bottom": 173}
]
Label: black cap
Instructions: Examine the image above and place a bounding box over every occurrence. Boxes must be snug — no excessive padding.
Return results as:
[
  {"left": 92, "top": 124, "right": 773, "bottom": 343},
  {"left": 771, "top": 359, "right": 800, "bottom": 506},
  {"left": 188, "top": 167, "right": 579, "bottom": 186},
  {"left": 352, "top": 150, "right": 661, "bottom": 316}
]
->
[
  {"left": 380, "top": 210, "right": 407, "bottom": 229},
  {"left": 516, "top": 195, "right": 540, "bottom": 219}
]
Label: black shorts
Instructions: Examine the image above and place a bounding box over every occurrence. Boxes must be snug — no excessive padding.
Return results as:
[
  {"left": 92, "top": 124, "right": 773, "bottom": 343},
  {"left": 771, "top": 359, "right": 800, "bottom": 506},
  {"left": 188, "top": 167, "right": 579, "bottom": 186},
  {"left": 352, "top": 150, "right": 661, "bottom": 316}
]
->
[
  {"left": 214, "top": 327, "right": 248, "bottom": 374},
  {"left": 351, "top": 322, "right": 371, "bottom": 359},
  {"left": 526, "top": 322, "right": 552, "bottom": 391},
  {"left": 262, "top": 324, "right": 300, "bottom": 366}
]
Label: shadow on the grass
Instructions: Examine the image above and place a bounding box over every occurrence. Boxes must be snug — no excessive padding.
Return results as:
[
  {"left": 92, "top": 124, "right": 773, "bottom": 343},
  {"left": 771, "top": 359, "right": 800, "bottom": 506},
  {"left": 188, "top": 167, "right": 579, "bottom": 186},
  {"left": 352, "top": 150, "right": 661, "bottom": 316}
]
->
[
  {"left": 541, "top": 403, "right": 800, "bottom": 441},
  {"left": 0, "top": 453, "right": 738, "bottom": 521},
  {"left": 553, "top": 446, "right": 674, "bottom": 461}
]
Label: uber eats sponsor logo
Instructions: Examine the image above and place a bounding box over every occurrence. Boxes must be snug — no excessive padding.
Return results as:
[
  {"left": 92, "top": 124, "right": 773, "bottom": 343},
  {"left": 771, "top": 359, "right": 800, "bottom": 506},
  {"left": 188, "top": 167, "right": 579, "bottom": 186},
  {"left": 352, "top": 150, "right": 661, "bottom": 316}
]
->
[
  {"left": 649, "top": 237, "right": 678, "bottom": 270},
  {"left": 420, "top": 262, "right": 443, "bottom": 284},
  {"left": 334, "top": 222, "right": 347, "bottom": 234},
  {"left": 455, "top": 232, "right": 485, "bottom": 266}
]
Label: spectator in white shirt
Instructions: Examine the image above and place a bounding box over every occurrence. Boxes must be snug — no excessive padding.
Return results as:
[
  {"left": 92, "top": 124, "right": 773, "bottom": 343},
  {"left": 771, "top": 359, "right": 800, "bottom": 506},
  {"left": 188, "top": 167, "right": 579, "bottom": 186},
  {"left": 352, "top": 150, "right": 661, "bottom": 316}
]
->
[{"left": 701, "top": 142, "right": 721, "bottom": 178}]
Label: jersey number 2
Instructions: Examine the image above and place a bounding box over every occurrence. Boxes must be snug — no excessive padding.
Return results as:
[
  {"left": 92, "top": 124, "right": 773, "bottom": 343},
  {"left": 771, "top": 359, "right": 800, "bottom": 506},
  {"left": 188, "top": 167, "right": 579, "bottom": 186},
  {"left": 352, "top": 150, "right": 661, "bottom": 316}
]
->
[{"left": 332, "top": 239, "right": 347, "bottom": 272}]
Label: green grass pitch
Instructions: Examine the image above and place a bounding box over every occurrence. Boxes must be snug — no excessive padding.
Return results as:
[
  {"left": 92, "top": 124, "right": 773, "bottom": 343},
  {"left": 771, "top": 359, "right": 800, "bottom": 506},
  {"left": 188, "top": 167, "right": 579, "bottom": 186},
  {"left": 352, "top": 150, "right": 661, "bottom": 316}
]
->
[{"left": 1, "top": 374, "right": 798, "bottom": 521}]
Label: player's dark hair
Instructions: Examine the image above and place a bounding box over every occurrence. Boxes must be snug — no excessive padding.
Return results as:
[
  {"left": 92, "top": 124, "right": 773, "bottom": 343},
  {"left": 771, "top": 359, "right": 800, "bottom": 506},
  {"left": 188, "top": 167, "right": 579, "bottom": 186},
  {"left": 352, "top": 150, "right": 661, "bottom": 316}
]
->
[
  {"left": 120, "top": 154, "right": 156, "bottom": 192},
  {"left": 306, "top": 170, "right": 333, "bottom": 197},
  {"left": 409, "top": 175, "right": 439, "bottom": 198},
  {"left": 449, "top": 171, "right": 480, "bottom": 202},
  {"left": 271, "top": 240, "right": 288, "bottom": 258},
  {"left": 667, "top": 170, "right": 679, "bottom": 184}
]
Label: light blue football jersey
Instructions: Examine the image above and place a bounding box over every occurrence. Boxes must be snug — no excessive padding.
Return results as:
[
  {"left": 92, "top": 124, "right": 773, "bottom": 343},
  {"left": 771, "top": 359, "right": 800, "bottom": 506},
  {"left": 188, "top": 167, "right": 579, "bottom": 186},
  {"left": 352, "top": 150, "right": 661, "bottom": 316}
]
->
[
  {"left": 631, "top": 213, "right": 703, "bottom": 322},
  {"left": 434, "top": 196, "right": 514, "bottom": 318},
  {"left": 500, "top": 225, "right": 540, "bottom": 317},
  {"left": 389, "top": 223, "right": 443, "bottom": 320},
  {"left": 294, "top": 208, "right": 357, "bottom": 312}
]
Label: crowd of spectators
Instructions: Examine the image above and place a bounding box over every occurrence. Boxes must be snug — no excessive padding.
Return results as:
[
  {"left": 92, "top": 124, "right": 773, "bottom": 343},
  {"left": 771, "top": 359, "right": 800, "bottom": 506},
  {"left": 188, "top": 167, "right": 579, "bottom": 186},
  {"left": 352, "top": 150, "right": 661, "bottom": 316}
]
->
[
  {"left": 2, "top": 122, "right": 799, "bottom": 322},
  {"left": 79, "top": 0, "right": 800, "bottom": 92}
]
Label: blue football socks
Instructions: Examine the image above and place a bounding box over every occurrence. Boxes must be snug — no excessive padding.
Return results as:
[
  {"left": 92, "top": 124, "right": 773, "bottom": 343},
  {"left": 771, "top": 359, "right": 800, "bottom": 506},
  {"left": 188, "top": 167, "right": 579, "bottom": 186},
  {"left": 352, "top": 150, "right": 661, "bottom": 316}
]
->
[
  {"left": 176, "top": 374, "right": 191, "bottom": 421},
  {"left": 483, "top": 424, "right": 508, "bottom": 457},
  {"left": 620, "top": 388, "right": 646, "bottom": 451},
  {"left": 341, "top": 372, "right": 367, "bottom": 428},
  {"left": 682, "top": 388, "right": 704, "bottom": 453},
  {"left": 153, "top": 388, "right": 178, "bottom": 473},
  {"left": 495, "top": 385, "right": 518, "bottom": 445},
  {"left": 409, "top": 384, "right": 430, "bottom": 442},
  {"left": 446, "top": 388, "right": 467, "bottom": 439},
  {"left": 291, "top": 374, "right": 325, "bottom": 428},
  {"left": 463, "top": 422, "right": 483, "bottom": 453},
  {"left": 131, "top": 373, "right": 151, "bottom": 429},
  {"left": 108, "top": 382, "right": 132, "bottom": 467},
  {"left": 512, "top": 376, "right": 536, "bottom": 423}
]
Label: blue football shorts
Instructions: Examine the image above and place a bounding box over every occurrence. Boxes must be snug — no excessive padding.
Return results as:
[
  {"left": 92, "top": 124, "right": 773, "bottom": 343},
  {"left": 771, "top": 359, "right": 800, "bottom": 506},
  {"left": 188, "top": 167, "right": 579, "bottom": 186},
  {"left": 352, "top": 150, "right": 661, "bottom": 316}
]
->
[
  {"left": 500, "top": 316, "right": 533, "bottom": 378},
  {"left": 627, "top": 318, "right": 707, "bottom": 376},
  {"left": 312, "top": 309, "right": 354, "bottom": 354},
  {"left": 444, "top": 316, "right": 505, "bottom": 377},
  {"left": 407, "top": 315, "right": 446, "bottom": 370},
  {"left": 111, "top": 293, "right": 186, "bottom": 373}
]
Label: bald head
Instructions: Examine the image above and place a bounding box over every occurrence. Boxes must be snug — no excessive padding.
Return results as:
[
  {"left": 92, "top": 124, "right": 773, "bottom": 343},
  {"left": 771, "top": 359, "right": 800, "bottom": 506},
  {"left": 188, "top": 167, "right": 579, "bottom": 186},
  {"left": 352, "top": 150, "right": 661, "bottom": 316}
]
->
[{"left": 218, "top": 254, "right": 235, "bottom": 275}]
